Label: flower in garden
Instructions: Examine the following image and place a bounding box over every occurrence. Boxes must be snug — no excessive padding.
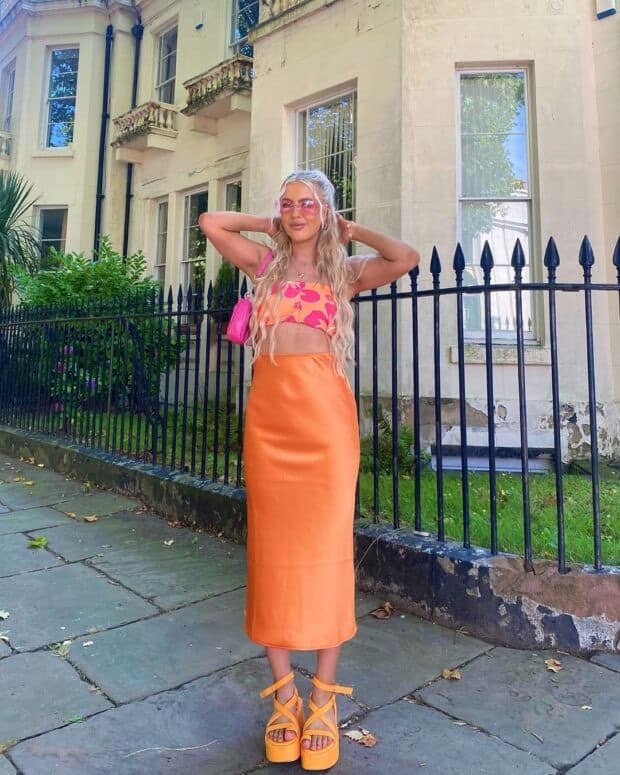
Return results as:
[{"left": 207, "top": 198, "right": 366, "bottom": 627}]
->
[
  {"left": 63, "top": 345, "right": 74, "bottom": 355},
  {"left": 51, "top": 401, "right": 64, "bottom": 412},
  {"left": 55, "top": 361, "right": 67, "bottom": 373}
]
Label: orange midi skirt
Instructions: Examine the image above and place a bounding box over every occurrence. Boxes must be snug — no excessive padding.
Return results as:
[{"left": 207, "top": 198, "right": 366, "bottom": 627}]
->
[{"left": 243, "top": 352, "right": 360, "bottom": 650}]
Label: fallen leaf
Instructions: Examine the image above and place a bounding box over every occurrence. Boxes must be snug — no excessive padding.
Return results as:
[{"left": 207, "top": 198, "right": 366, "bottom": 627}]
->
[
  {"left": 370, "top": 601, "right": 394, "bottom": 620},
  {"left": 65, "top": 512, "right": 78, "bottom": 519},
  {"left": 64, "top": 716, "right": 85, "bottom": 724},
  {"left": 37, "top": 463, "right": 45, "bottom": 467},
  {"left": 344, "top": 728, "right": 377, "bottom": 747},
  {"left": 581, "top": 705, "right": 592, "bottom": 711},
  {"left": 28, "top": 536, "right": 48, "bottom": 549},
  {"left": 0, "top": 635, "right": 9, "bottom": 643},
  {"left": 22, "top": 480, "right": 36, "bottom": 486},
  {"left": 12, "top": 476, "right": 25, "bottom": 482},
  {"left": 545, "top": 658, "right": 563, "bottom": 673},
  {"left": 50, "top": 640, "right": 72, "bottom": 657},
  {"left": 163, "top": 539, "right": 175, "bottom": 546},
  {"left": 82, "top": 640, "right": 94, "bottom": 647},
  {"left": 83, "top": 515, "right": 98, "bottom": 523},
  {"left": 0, "top": 611, "right": 9, "bottom": 620},
  {"left": 442, "top": 668, "right": 462, "bottom": 680},
  {"left": 0, "top": 739, "right": 17, "bottom": 754}
]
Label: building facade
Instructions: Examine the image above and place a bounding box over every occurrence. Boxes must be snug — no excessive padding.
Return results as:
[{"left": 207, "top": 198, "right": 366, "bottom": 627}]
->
[{"left": 1, "top": 0, "right": 619, "bottom": 457}]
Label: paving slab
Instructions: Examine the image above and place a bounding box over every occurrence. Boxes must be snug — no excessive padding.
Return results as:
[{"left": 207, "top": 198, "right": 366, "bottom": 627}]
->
[
  {"left": 0, "top": 533, "right": 64, "bottom": 577},
  {"left": 10, "top": 660, "right": 274, "bottom": 775},
  {"left": 265, "top": 699, "right": 554, "bottom": 775},
  {"left": 53, "top": 491, "right": 141, "bottom": 519},
  {"left": 0, "top": 757, "right": 16, "bottom": 774},
  {"left": 68, "top": 588, "right": 262, "bottom": 703},
  {"left": 0, "top": 506, "right": 76, "bottom": 535},
  {"left": 0, "top": 503, "right": 8, "bottom": 513},
  {"left": 295, "top": 609, "right": 490, "bottom": 709},
  {"left": 591, "top": 652, "right": 620, "bottom": 673},
  {"left": 419, "top": 647, "right": 620, "bottom": 770},
  {"left": 0, "top": 651, "right": 111, "bottom": 743},
  {"left": 0, "top": 640, "right": 10, "bottom": 658},
  {"left": 0, "top": 562, "right": 157, "bottom": 651},
  {"left": 29, "top": 511, "right": 175, "bottom": 562},
  {"left": 0, "top": 480, "right": 84, "bottom": 510},
  {"left": 89, "top": 525, "right": 247, "bottom": 609},
  {"left": 568, "top": 733, "right": 620, "bottom": 774}
]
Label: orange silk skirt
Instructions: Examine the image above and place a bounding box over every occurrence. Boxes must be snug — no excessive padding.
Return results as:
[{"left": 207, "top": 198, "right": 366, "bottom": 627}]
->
[{"left": 243, "top": 353, "right": 360, "bottom": 650}]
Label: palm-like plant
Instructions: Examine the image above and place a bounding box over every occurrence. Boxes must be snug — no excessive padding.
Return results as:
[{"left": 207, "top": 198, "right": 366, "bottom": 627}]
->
[{"left": 0, "top": 171, "right": 40, "bottom": 308}]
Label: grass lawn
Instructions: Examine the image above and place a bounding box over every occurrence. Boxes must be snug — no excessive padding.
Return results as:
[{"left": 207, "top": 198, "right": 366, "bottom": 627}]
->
[{"left": 359, "top": 469, "right": 620, "bottom": 566}]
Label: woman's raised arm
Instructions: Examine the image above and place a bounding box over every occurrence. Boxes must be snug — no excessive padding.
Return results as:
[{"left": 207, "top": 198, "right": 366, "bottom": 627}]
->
[{"left": 198, "top": 211, "right": 274, "bottom": 278}]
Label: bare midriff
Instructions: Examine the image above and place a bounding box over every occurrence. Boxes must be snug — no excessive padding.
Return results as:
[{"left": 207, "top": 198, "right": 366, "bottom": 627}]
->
[{"left": 256, "top": 322, "right": 332, "bottom": 355}]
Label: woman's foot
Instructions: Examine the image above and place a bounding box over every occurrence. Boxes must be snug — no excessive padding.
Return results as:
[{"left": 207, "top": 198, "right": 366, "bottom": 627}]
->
[
  {"left": 267, "top": 682, "right": 299, "bottom": 744},
  {"left": 301, "top": 686, "right": 334, "bottom": 751}
]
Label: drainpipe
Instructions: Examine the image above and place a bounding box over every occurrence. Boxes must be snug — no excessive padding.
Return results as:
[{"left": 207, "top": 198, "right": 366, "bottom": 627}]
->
[
  {"left": 93, "top": 23, "right": 114, "bottom": 257},
  {"left": 122, "top": 20, "right": 144, "bottom": 257}
]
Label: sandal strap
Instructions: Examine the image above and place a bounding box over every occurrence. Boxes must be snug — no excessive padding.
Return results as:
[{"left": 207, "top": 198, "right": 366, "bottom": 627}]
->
[
  {"left": 311, "top": 676, "right": 353, "bottom": 696},
  {"left": 302, "top": 694, "right": 337, "bottom": 743},
  {"left": 266, "top": 693, "right": 302, "bottom": 737},
  {"left": 260, "top": 670, "right": 295, "bottom": 698}
]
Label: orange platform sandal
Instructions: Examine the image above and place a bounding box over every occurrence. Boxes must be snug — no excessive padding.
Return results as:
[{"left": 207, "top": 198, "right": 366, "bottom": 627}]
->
[
  {"left": 300, "top": 676, "right": 353, "bottom": 771},
  {"left": 259, "top": 670, "right": 305, "bottom": 763}
]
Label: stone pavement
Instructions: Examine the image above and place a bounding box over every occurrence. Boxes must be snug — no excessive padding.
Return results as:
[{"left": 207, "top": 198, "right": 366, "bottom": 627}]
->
[{"left": 0, "top": 452, "right": 618, "bottom": 775}]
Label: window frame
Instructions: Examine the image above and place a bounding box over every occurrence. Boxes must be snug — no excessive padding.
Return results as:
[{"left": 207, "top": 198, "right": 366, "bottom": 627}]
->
[
  {"left": 43, "top": 46, "right": 80, "bottom": 149},
  {"left": 456, "top": 65, "right": 537, "bottom": 342},
  {"left": 155, "top": 24, "right": 178, "bottom": 105},
  {"left": 230, "top": 0, "right": 260, "bottom": 57},
  {"left": 37, "top": 206, "right": 68, "bottom": 266},
  {"left": 295, "top": 88, "right": 357, "bottom": 223},
  {"left": 181, "top": 188, "right": 209, "bottom": 290},
  {"left": 2, "top": 62, "right": 15, "bottom": 133},
  {"left": 154, "top": 199, "right": 169, "bottom": 284}
]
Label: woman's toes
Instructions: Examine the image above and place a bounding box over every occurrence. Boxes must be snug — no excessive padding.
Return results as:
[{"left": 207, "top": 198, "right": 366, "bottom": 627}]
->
[{"left": 283, "top": 729, "right": 296, "bottom": 742}]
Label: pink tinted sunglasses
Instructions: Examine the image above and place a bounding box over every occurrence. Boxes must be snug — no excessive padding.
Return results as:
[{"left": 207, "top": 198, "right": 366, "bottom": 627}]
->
[{"left": 279, "top": 198, "right": 319, "bottom": 215}]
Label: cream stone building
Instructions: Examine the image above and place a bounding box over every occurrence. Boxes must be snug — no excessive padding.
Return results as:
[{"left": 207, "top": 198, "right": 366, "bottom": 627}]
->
[{"left": 1, "top": 0, "right": 619, "bottom": 458}]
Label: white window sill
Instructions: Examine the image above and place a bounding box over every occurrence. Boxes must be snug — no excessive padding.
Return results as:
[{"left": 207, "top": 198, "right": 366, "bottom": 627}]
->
[
  {"left": 449, "top": 343, "right": 551, "bottom": 366},
  {"left": 31, "top": 148, "right": 75, "bottom": 158}
]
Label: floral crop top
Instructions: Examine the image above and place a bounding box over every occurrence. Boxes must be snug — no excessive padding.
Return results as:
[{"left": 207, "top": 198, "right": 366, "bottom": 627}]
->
[{"left": 257, "top": 281, "right": 337, "bottom": 336}]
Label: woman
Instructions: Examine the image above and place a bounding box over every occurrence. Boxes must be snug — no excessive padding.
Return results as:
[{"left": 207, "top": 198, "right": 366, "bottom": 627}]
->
[{"left": 199, "top": 170, "right": 419, "bottom": 770}]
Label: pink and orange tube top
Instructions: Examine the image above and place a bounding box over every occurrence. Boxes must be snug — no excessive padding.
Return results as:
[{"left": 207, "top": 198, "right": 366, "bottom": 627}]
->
[{"left": 257, "top": 281, "right": 337, "bottom": 336}]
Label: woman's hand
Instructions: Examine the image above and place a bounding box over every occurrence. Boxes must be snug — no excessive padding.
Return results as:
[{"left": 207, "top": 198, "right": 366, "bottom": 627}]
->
[{"left": 336, "top": 214, "right": 355, "bottom": 245}]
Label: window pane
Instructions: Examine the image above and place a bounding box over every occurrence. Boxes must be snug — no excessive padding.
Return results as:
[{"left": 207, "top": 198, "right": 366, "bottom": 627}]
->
[
  {"left": 156, "top": 201, "right": 168, "bottom": 273},
  {"left": 460, "top": 72, "right": 528, "bottom": 198},
  {"left": 185, "top": 191, "right": 208, "bottom": 261},
  {"left": 47, "top": 121, "right": 74, "bottom": 147},
  {"left": 300, "top": 93, "right": 356, "bottom": 215},
  {"left": 158, "top": 80, "right": 175, "bottom": 104},
  {"left": 231, "top": 0, "right": 259, "bottom": 55},
  {"left": 226, "top": 181, "right": 242, "bottom": 212},
  {"left": 461, "top": 200, "right": 531, "bottom": 334},
  {"left": 158, "top": 28, "right": 177, "bottom": 85},
  {"left": 40, "top": 208, "right": 67, "bottom": 268},
  {"left": 49, "top": 49, "right": 79, "bottom": 98}
]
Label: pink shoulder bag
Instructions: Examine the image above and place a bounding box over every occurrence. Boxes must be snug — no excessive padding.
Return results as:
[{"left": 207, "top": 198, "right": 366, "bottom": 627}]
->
[{"left": 226, "top": 250, "right": 273, "bottom": 345}]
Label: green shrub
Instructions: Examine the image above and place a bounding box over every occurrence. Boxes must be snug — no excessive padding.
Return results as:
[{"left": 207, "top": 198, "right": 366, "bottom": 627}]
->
[
  {"left": 360, "top": 409, "right": 429, "bottom": 474},
  {"left": 10, "top": 237, "right": 183, "bottom": 415}
]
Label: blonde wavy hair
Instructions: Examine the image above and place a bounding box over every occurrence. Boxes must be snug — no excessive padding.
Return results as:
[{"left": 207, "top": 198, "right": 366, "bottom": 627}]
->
[{"left": 248, "top": 170, "right": 358, "bottom": 375}]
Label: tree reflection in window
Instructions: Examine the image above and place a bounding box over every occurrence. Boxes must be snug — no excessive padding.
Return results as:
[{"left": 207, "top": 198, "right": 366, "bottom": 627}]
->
[{"left": 46, "top": 49, "right": 79, "bottom": 148}]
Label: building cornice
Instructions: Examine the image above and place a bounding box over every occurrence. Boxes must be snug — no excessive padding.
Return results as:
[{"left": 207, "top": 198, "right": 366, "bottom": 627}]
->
[{"left": 1, "top": 0, "right": 134, "bottom": 34}]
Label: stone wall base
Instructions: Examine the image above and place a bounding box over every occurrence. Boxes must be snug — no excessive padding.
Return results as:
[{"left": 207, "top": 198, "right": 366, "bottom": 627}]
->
[{"left": 1, "top": 425, "right": 617, "bottom": 655}]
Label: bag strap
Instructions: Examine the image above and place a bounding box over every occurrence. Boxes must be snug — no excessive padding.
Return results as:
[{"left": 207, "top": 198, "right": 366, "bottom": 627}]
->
[{"left": 255, "top": 249, "right": 273, "bottom": 279}]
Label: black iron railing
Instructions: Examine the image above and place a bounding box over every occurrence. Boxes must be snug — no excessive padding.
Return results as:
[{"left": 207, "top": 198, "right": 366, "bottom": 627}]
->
[{"left": 0, "top": 236, "right": 618, "bottom": 572}]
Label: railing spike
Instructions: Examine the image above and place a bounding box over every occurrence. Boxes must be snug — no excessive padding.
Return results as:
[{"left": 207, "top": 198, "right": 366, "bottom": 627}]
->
[
  {"left": 453, "top": 243, "right": 465, "bottom": 275},
  {"left": 543, "top": 237, "right": 560, "bottom": 270},
  {"left": 612, "top": 236, "right": 620, "bottom": 268},
  {"left": 430, "top": 246, "right": 441, "bottom": 276},
  {"left": 578, "top": 235, "right": 595, "bottom": 269},
  {"left": 511, "top": 238, "right": 526, "bottom": 271},
  {"left": 240, "top": 277, "right": 248, "bottom": 295},
  {"left": 480, "top": 241, "right": 494, "bottom": 273}
]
